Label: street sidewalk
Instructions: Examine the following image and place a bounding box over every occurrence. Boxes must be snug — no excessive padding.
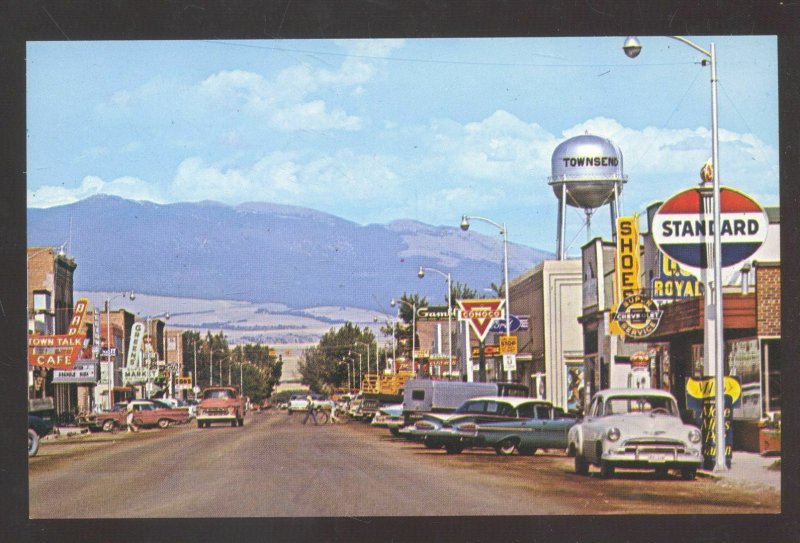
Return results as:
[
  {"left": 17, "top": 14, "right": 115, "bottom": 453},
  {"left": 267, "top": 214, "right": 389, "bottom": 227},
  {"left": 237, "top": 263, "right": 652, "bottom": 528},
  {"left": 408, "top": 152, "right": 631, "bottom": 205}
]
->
[{"left": 698, "top": 451, "right": 781, "bottom": 492}]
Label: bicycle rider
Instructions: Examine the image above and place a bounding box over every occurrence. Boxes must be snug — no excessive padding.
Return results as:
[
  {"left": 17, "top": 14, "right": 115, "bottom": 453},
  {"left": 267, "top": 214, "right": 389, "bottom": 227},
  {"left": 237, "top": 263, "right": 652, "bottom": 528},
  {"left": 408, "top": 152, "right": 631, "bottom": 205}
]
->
[{"left": 301, "top": 393, "right": 319, "bottom": 425}]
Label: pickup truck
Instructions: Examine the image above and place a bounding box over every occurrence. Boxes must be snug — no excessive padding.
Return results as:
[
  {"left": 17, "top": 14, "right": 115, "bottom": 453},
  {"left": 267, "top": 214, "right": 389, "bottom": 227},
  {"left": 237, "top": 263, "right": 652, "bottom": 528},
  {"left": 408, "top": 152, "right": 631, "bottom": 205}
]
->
[{"left": 197, "top": 386, "right": 246, "bottom": 428}]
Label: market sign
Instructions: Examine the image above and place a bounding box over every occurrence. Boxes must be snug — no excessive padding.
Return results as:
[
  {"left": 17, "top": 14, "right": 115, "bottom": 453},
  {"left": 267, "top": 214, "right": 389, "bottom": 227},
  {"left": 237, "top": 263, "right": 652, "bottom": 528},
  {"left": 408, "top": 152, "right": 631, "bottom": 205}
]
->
[
  {"left": 652, "top": 187, "right": 768, "bottom": 271},
  {"left": 28, "top": 334, "right": 85, "bottom": 369},
  {"left": 457, "top": 299, "right": 504, "bottom": 342},
  {"left": 122, "top": 366, "right": 157, "bottom": 385},
  {"left": 126, "top": 323, "right": 145, "bottom": 368},
  {"left": 52, "top": 361, "right": 98, "bottom": 384}
]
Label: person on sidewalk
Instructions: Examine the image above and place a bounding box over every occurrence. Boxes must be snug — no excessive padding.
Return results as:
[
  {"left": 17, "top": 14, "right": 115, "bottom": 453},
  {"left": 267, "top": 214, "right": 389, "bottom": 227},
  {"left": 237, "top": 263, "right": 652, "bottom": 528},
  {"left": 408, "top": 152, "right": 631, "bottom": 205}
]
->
[
  {"left": 329, "top": 400, "right": 341, "bottom": 424},
  {"left": 126, "top": 403, "right": 139, "bottom": 433}
]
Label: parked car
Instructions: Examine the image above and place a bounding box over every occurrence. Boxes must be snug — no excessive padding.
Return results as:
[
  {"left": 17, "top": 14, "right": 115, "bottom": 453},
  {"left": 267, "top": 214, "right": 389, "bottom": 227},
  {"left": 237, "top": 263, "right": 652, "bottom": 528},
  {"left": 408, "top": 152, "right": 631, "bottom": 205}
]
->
[
  {"left": 400, "top": 396, "right": 557, "bottom": 454},
  {"left": 28, "top": 413, "right": 55, "bottom": 457},
  {"left": 371, "top": 403, "right": 404, "bottom": 436},
  {"left": 455, "top": 402, "right": 577, "bottom": 455},
  {"left": 567, "top": 388, "right": 703, "bottom": 479},
  {"left": 79, "top": 400, "right": 190, "bottom": 431},
  {"left": 401, "top": 379, "right": 529, "bottom": 426}
]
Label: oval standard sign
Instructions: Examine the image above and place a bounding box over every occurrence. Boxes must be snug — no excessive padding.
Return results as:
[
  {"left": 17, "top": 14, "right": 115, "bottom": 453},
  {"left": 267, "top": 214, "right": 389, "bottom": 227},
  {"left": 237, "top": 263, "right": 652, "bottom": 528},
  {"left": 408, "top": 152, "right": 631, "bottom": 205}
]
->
[{"left": 652, "top": 187, "right": 768, "bottom": 269}]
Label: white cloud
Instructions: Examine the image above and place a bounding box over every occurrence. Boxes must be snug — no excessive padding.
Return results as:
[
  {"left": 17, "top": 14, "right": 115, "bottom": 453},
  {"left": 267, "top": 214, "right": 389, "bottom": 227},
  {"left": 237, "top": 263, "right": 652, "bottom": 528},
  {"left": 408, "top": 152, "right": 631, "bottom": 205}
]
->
[
  {"left": 27, "top": 175, "right": 163, "bottom": 208},
  {"left": 270, "top": 100, "right": 362, "bottom": 131}
]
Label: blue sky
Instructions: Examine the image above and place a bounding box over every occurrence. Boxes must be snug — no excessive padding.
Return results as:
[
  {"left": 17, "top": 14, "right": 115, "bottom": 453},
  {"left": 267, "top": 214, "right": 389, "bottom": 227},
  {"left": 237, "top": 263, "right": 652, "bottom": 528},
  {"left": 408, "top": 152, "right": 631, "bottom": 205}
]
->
[{"left": 27, "top": 36, "right": 778, "bottom": 253}]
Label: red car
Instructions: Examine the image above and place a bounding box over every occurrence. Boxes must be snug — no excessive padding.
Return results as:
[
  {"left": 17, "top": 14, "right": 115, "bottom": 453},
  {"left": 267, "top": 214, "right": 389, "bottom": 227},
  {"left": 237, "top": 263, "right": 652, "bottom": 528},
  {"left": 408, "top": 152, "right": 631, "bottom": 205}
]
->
[{"left": 79, "top": 400, "right": 190, "bottom": 431}]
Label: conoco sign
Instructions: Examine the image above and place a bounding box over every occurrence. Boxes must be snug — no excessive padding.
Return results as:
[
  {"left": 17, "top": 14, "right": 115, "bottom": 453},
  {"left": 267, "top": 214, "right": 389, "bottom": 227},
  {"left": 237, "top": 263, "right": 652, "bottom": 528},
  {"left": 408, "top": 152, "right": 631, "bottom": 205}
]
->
[{"left": 457, "top": 299, "right": 504, "bottom": 342}]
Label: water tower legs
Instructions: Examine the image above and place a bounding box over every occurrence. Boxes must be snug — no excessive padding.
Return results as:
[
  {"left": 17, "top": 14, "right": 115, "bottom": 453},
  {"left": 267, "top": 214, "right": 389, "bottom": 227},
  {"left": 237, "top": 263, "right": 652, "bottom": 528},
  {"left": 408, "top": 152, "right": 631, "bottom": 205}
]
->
[{"left": 556, "top": 183, "right": 568, "bottom": 260}]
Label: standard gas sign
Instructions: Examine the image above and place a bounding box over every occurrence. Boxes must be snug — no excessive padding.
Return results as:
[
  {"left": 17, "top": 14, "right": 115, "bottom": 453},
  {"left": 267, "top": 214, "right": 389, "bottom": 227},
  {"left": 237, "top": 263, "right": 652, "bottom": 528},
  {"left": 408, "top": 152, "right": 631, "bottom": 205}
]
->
[{"left": 652, "top": 187, "right": 768, "bottom": 270}]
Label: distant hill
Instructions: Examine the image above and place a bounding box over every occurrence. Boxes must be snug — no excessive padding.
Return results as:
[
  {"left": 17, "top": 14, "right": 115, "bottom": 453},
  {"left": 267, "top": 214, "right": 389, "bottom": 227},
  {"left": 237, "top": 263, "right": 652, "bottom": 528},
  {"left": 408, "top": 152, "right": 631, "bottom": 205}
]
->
[{"left": 28, "top": 195, "right": 552, "bottom": 311}]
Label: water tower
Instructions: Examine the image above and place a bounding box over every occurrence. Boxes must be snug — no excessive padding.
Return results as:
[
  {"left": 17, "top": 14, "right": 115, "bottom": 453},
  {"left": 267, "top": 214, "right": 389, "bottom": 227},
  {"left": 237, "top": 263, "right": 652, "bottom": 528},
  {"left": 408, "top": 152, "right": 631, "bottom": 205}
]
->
[{"left": 548, "top": 134, "right": 627, "bottom": 260}]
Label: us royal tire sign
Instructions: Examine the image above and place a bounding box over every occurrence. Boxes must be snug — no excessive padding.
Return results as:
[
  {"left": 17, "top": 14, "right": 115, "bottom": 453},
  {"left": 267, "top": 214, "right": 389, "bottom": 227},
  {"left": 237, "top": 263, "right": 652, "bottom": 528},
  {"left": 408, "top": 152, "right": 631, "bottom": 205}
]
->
[{"left": 652, "top": 187, "right": 768, "bottom": 270}]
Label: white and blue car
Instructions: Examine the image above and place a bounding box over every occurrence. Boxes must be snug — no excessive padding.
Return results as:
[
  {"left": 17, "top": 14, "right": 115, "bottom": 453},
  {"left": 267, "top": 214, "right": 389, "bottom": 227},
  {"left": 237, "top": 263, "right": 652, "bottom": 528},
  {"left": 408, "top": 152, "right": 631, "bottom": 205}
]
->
[{"left": 567, "top": 388, "right": 703, "bottom": 480}]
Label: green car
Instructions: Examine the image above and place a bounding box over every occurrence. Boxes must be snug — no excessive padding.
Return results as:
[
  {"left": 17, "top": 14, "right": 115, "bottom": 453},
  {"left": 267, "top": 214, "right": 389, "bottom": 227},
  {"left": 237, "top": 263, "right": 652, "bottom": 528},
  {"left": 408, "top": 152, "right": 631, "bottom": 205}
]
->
[{"left": 407, "top": 396, "right": 577, "bottom": 455}]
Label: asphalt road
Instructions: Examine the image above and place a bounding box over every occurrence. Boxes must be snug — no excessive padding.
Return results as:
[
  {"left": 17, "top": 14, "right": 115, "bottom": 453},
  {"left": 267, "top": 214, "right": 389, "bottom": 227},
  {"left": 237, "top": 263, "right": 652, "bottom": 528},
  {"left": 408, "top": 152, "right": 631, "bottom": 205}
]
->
[{"left": 29, "top": 411, "right": 780, "bottom": 518}]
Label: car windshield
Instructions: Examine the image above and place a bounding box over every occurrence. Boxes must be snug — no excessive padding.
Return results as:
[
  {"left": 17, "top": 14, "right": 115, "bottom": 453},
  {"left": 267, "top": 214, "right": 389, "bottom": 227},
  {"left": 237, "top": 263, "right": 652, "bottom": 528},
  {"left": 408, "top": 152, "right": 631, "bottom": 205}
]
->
[
  {"left": 603, "top": 396, "right": 677, "bottom": 416},
  {"left": 204, "top": 390, "right": 234, "bottom": 399}
]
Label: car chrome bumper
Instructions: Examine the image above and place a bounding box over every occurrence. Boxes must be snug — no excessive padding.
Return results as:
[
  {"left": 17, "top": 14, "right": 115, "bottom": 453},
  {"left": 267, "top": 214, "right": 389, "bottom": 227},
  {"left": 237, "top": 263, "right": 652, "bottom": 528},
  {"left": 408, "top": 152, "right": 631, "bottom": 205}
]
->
[{"left": 603, "top": 447, "right": 702, "bottom": 467}]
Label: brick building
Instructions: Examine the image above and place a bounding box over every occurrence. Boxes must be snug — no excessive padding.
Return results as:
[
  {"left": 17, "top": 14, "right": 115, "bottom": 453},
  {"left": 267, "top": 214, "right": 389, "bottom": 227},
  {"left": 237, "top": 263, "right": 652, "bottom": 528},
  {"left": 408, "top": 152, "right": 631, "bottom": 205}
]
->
[{"left": 27, "top": 246, "right": 78, "bottom": 417}]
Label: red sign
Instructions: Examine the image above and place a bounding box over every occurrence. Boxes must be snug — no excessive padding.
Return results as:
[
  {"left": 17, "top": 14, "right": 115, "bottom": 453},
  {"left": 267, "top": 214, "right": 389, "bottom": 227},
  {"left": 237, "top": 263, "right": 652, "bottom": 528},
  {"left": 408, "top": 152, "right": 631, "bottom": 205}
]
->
[
  {"left": 457, "top": 299, "right": 504, "bottom": 342},
  {"left": 28, "top": 334, "right": 86, "bottom": 369},
  {"left": 67, "top": 297, "right": 90, "bottom": 335}
]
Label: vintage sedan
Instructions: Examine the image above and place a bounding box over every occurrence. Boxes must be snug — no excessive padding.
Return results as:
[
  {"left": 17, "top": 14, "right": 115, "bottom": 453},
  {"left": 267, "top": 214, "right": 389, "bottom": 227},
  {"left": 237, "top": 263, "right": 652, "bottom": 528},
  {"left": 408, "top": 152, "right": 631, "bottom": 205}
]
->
[
  {"left": 371, "top": 403, "right": 404, "bottom": 436},
  {"left": 80, "top": 400, "right": 190, "bottom": 431},
  {"left": 567, "top": 388, "right": 703, "bottom": 480},
  {"left": 400, "top": 396, "right": 560, "bottom": 454}
]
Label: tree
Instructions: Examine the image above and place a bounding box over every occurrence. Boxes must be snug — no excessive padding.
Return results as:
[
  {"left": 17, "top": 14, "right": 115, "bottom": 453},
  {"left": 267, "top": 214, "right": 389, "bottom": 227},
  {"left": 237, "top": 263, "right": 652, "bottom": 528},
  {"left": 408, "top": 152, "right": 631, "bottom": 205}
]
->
[
  {"left": 450, "top": 281, "right": 481, "bottom": 306},
  {"left": 298, "top": 322, "right": 375, "bottom": 392}
]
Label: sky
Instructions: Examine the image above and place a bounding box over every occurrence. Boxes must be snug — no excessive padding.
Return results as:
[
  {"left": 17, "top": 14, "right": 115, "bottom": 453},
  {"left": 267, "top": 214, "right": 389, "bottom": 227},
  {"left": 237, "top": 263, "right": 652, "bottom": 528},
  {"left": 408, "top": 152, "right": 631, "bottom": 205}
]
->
[{"left": 26, "top": 36, "right": 779, "bottom": 253}]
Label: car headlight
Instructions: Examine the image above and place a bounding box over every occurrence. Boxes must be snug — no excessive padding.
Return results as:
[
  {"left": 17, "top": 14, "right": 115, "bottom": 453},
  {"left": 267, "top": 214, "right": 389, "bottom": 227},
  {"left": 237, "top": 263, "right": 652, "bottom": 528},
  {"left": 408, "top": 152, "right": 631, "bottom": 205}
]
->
[
  {"left": 606, "top": 427, "right": 621, "bottom": 441},
  {"left": 456, "top": 423, "right": 477, "bottom": 432},
  {"left": 415, "top": 421, "right": 436, "bottom": 430},
  {"left": 688, "top": 428, "right": 702, "bottom": 443}
]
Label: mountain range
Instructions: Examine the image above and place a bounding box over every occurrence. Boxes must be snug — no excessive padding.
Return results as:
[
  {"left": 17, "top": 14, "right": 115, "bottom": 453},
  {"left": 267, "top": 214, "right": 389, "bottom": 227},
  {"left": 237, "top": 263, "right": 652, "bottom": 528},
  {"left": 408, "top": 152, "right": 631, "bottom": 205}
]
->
[{"left": 27, "top": 195, "right": 552, "bottom": 312}]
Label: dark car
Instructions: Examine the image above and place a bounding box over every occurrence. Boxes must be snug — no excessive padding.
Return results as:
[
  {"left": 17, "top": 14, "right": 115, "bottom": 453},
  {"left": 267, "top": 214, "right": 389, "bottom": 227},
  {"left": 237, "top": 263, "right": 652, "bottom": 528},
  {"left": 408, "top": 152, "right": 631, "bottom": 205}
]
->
[
  {"left": 401, "top": 396, "right": 567, "bottom": 454},
  {"left": 28, "top": 413, "right": 55, "bottom": 457}
]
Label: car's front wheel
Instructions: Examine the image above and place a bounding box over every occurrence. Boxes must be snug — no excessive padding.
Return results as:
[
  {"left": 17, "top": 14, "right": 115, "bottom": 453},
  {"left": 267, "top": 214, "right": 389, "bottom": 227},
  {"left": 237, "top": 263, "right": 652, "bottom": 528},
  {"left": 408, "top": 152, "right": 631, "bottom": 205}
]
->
[
  {"left": 102, "top": 419, "right": 116, "bottom": 432},
  {"left": 574, "top": 453, "right": 589, "bottom": 475},
  {"left": 158, "top": 419, "right": 170, "bottom": 429},
  {"left": 681, "top": 467, "right": 697, "bottom": 481},
  {"left": 28, "top": 429, "right": 40, "bottom": 457},
  {"left": 444, "top": 443, "right": 464, "bottom": 455},
  {"left": 495, "top": 438, "right": 518, "bottom": 456},
  {"left": 600, "top": 460, "right": 615, "bottom": 478}
]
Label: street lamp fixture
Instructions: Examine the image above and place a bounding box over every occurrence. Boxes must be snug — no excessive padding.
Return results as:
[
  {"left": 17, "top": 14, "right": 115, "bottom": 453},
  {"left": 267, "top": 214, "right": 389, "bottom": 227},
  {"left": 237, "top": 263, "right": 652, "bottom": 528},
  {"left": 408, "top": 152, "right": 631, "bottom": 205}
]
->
[
  {"left": 623, "top": 35, "right": 726, "bottom": 472},
  {"left": 459, "top": 214, "right": 512, "bottom": 381},
  {"left": 418, "top": 266, "right": 453, "bottom": 379}
]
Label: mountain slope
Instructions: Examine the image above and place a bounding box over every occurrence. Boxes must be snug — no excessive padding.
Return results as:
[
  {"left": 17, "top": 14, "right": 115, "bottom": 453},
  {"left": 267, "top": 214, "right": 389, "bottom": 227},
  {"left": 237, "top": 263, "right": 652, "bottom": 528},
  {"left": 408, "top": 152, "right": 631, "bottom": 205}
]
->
[{"left": 27, "top": 195, "right": 552, "bottom": 310}]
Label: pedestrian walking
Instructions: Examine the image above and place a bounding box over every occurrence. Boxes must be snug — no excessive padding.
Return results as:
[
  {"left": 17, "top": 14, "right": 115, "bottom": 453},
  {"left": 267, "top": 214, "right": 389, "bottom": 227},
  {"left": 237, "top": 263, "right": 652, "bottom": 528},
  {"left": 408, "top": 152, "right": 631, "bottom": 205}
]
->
[
  {"left": 329, "top": 400, "right": 340, "bottom": 424},
  {"left": 301, "top": 393, "right": 318, "bottom": 425},
  {"left": 126, "top": 403, "right": 138, "bottom": 432}
]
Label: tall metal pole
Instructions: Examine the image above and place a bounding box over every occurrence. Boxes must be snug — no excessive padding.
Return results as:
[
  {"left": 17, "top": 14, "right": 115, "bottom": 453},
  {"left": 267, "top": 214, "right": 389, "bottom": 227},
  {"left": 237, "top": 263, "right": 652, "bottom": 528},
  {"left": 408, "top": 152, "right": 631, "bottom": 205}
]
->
[
  {"left": 193, "top": 340, "right": 197, "bottom": 392},
  {"left": 210, "top": 348, "right": 213, "bottom": 387},
  {"left": 411, "top": 303, "right": 416, "bottom": 376},
  {"left": 625, "top": 36, "right": 727, "bottom": 472},
  {"left": 709, "top": 42, "right": 727, "bottom": 473},
  {"left": 502, "top": 222, "right": 511, "bottom": 382},
  {"left": 106, "top": 299, "right": 112, "bottom": 409}
]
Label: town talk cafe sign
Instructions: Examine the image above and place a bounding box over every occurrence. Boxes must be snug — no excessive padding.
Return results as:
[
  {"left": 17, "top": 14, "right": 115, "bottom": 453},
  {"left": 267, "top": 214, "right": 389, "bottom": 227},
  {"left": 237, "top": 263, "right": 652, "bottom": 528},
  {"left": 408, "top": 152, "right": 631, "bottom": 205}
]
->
[{"left": 27, "top": 297, "right": 90, "bottom": 370}]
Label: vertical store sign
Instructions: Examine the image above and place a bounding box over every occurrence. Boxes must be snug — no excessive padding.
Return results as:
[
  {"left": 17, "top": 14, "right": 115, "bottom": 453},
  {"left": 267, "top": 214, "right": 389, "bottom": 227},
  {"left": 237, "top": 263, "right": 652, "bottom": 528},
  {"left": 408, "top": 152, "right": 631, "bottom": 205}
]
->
[
  {"left": 126, "top": 322, "right": 145, "bottom": 368},
  {"left": 610, "top": 216, "right": 640, "bottom": 335}
]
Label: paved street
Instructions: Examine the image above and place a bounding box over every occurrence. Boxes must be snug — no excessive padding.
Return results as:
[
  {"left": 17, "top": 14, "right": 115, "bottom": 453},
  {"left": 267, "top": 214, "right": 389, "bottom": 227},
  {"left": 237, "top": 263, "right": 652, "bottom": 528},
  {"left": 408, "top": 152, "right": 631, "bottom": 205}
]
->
[{"left": 30, "top": 410, "right": 780, "bottom": 518}]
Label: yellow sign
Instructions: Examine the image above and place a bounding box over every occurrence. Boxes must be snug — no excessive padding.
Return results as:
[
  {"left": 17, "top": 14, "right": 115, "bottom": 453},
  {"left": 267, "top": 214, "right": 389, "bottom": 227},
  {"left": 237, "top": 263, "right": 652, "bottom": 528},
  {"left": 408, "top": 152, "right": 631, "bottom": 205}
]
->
[
  {"left": 499, "top": 335, "right": 518, "bottom": 354},
  {"left": 686, "top": 376, "right": 742, "bottom": 404},
  {"left": 611, "top": 215, "right": 640, "bottom": 335}
]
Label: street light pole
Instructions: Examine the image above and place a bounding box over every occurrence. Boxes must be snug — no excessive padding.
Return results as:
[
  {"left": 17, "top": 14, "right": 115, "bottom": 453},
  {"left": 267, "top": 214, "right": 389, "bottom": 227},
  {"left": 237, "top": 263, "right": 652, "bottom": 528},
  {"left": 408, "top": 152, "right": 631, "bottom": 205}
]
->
[
  {"left": 105, "top": 291, "right": 134, "bottom": 409},
  {"left": 461, "top": 215, "right": 512, "bottom": 381},
  {"left": 418, "top": 266, "right": 453, "bottom": 379},
  {"left": 391, "top": 298, "right": 417, "bottom": 375},
  {"left": 623, "top": 36, "right": 726, "bottom": 472}
]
